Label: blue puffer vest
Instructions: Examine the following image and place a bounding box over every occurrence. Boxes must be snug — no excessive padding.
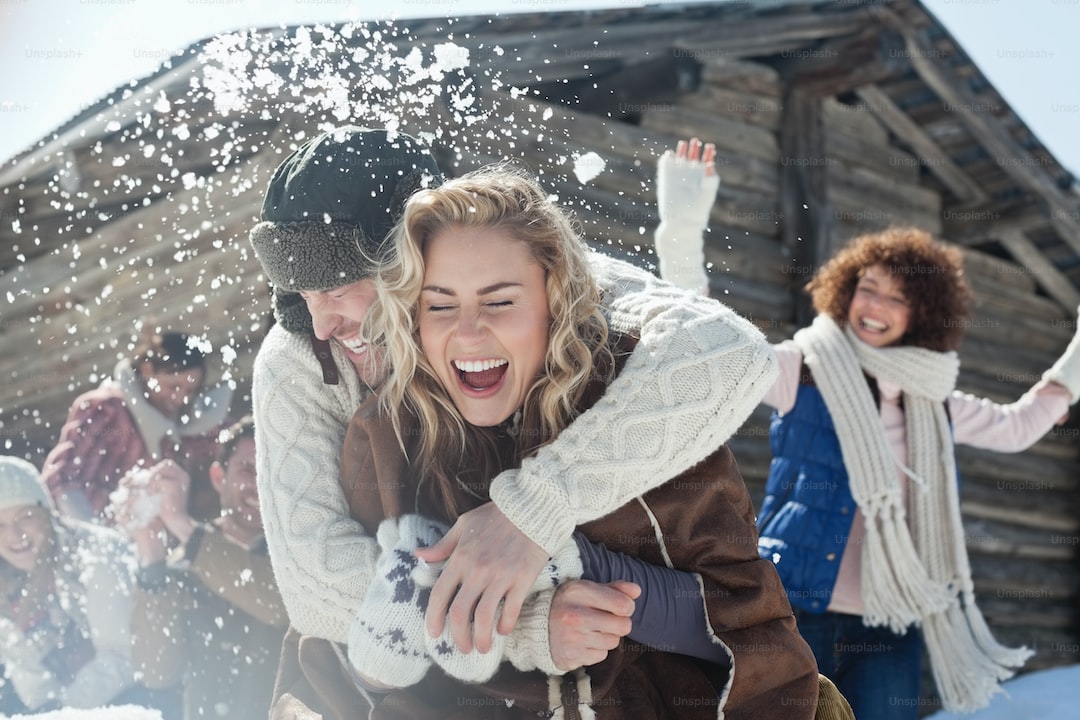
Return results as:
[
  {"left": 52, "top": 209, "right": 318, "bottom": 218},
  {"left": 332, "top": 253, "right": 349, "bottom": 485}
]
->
[{"left": 756, "top": 375, "right": 869, "bottom": 613}]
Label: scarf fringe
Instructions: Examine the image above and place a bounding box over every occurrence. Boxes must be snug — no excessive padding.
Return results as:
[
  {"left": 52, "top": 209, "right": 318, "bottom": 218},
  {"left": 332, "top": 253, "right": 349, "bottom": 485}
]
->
[
  {"left": 923, "top": 599, "right": 1031, "bottom": 712},
  {"left": 861, "top": 506, "right": 952, "bottom": 633}
]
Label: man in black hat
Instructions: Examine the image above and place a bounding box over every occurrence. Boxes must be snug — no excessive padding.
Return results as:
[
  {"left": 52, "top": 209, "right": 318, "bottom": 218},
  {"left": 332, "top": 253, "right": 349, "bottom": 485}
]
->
[{"left": 249, "top": 125, "right": 778, "bottom": 667}]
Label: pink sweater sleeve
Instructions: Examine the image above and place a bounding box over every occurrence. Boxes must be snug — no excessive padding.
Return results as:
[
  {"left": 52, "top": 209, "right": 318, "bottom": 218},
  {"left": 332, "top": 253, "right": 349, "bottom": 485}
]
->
[
  {"left": 42, "top": 396, "right": 118, "bottom": 496},
  {"left": 950, "top": 380, "right": 1071, "bottom": 452},
  {"left": 761, "top": 341, "right": 803, "bottom": 414}
]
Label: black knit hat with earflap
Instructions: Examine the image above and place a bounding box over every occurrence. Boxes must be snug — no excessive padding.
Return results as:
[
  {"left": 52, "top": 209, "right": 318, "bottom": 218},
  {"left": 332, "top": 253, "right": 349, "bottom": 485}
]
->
[{"left": 250, "top": 126, "right": 443, "bottom": 333}]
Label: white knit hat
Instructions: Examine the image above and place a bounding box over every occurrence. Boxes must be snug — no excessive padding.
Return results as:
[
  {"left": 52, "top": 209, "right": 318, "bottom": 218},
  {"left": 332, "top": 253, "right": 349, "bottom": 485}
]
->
[{"left": 0, "top": 456, "right": 54, "bottom": 512}]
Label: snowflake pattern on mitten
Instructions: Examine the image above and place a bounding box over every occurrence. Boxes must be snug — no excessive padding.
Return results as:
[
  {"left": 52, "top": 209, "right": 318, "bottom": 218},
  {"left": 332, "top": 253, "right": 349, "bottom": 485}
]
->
[
  {"left": 420, "top": 534, "right": 583, "bottom": 682},
  {"left": 347, "top": 514, "right": 447, "bottom": 687}
]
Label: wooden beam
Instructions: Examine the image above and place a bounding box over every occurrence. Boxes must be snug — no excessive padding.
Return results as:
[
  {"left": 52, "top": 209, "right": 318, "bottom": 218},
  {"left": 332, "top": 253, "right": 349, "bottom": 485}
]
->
[
  {"left": 699, "top": 57, "right": 782, "bottom": 97},
  {"left": 776, "top": 25, "right": 910, "bottom": 99},
  {"left": 679, "top": 10, "right": 872, "bottom": 52},
  {"left": 772, "top": 22, "right": 917, "bottom": 326},
  {"left": 942, "top": 203, "right": 1047, "bottom": 246},
  {"left": 779, "top": 89, "right": 830, "bottom": 327},
  {"left": 854, "top": 84, "right": 988, "bottom": 205},
  {"left": 997, "top": 229, "right": 1080, "bottom": 311}
]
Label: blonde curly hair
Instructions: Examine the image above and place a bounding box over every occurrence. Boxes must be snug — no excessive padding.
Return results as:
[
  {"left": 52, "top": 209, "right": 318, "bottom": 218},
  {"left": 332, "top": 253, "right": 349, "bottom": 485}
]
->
[{"left": 367, "top": 164, "right": 612, "bottom": 518}]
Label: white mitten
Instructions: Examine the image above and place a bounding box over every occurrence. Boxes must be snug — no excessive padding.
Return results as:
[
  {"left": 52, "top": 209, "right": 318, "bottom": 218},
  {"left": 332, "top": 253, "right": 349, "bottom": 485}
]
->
[
  {"left": 420, "top": 536, "right": 584, "bottom": 682},
  {"left": 1043, "top": 305, "right": 1080, "bottom": 402},
  {"left": 347, "top": 514, "right": 448, "bottom": 688},
  {"left": 654, "top": 149, "right": 720, "bottom": 295}
]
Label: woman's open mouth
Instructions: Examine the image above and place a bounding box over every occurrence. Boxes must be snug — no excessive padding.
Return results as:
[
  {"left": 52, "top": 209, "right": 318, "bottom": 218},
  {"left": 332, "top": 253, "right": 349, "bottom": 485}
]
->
[{"left": 454, "top": 358, "right": 508, "bottom": 392}]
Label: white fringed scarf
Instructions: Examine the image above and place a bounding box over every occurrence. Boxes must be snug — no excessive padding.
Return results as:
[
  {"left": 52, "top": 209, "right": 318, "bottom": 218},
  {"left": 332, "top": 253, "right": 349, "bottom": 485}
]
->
[{"left": 793, "top": 314, "right": 1032, "bottom": 713}]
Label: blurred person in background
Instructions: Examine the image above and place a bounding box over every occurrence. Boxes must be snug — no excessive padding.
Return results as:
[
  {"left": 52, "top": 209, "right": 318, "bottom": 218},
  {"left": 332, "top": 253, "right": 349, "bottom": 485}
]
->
[
  {"left": 0, "top": 455, "right": 143, "bottom": 713},
  {"left": 42, "top": 328, "right": 232, "bottom": 524},
  {"left": 115, "top": 415, "right": 286, "bottom": 720}
]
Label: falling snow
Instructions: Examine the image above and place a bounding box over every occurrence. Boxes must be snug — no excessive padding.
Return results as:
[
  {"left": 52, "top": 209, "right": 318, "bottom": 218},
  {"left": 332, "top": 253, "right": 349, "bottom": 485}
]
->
[{"left": 572, "top": 152, "right": 606, "bottom": 184}]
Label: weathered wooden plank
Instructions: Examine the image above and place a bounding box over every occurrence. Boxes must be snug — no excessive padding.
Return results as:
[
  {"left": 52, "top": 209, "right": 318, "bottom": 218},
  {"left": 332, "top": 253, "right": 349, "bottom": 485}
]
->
[
  {"left": 823, "top": 97, "right": 889, "bottom": 146},
  {"left": 0, "top": 198, "right": 263, "bottom": 334},
  {"left": 996, "top": 230, "right": 1080, "bottom": 311},
  {"left": 640, "top": 106, "right": 780, "bottom": 163},
  {"left": 699, "top": 57, "right": 782, "bottom": 97},
  {"left": 825, "top": 126, "right": 920, "bottom": 185},
  {"left": 945, "top": 203, "right": 1048, "bottom": 247},
  {"left": 675, "top": 10, "right": 872, "bottom": 62},
  {"left": 678, "top": 86, "right": 784, "bottom": 131},
  {"left": 969, "top": 281, "right": 1065, "bottom": 319},
  {"left": 826, "top": 162, "right": 942, "bottom": 221},
  {"left": 703, "top": 226, "right": 790, "bottom": 287},
  {"left": 970, "top": 554, "right": 1079, "bottom": 601},
  {"left": 829, "top": 197, "right": 942, "bottom": 238},
  {"left": 964, "top": 502, "right": 1078, "bottom": 546},
  {"left": 958, "top": 337, "right": 1058, "bottom": 391},
  {"left": 776, "top": 25, "right": 910, "bottom": 99},
  {"left": 473, "top": 88, "right": 781, "bottom": 196},
  {"left": 961, "top": 245, "right": 1039, "bottom": 293},
  {"left": 977, "top": 598, "right": 1075, "bottom": 629},
  {"left": 854, "top": 84, "right": 988, "bottom": 205},
  {"left": 959, "top": 304, "right": 1072, "bottom": 356},
  {"left": 956, "top": 444, "right": 1080, "bottom": 496}
]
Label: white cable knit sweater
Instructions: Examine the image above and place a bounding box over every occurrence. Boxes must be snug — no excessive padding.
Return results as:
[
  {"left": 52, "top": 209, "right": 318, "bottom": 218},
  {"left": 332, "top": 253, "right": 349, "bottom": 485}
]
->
[{"left": 253, "top": 252, "right": 778, "bottom": 643}]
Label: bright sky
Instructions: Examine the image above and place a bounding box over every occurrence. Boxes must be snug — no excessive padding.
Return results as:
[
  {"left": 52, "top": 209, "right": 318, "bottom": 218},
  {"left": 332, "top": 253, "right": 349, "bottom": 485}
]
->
[{"left": 1, "top": 0, "right": 1079, "bottom": 178}]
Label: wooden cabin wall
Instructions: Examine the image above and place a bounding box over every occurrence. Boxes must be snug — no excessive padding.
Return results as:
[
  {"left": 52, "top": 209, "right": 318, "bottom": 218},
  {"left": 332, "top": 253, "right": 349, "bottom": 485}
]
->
[
  {"left": 0, "top": 94, "right": 285, "bottom": 460},
  {"left": 952, "top": 249, "right": 1078, "bottom": 672}
]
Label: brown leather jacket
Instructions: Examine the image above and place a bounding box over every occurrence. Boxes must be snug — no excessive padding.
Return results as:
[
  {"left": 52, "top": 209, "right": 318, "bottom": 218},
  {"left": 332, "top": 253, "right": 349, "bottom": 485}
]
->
[{"left": 316, "top": 383, "right": 819, "bottom": 719}]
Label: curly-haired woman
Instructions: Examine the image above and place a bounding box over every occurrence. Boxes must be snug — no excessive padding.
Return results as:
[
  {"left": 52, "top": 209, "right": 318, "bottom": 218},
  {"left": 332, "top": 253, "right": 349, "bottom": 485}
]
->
[{"left": 655, "top": 149, "right": 1080, "bottom": 719}]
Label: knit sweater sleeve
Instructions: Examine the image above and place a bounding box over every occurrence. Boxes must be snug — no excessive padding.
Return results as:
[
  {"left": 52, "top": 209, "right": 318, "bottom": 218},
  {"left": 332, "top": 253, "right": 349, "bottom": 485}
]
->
[
  {"left": 253, "top": 325, "right": 379, "bottom": 643},
  {"left": 40, "top": 394, "right": 127, "bottom": 508},
  {"left": 761, "top": 341, "right": 803, "bottom": 413},
  {"left": 489, "top": 252, "right": 778, "bottom": 554}
]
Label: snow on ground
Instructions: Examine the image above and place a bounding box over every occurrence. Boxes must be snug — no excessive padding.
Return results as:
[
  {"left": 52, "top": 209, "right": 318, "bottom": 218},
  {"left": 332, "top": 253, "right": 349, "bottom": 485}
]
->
[
  {"left": 11, "top": 665, "right": 1079, "bottom": 719},
  {"left": 10, "top": 706, "right": 161, "bottom": 719},
  {"left": 925, "top": 665, "right": 1080, "bottom": 720}
]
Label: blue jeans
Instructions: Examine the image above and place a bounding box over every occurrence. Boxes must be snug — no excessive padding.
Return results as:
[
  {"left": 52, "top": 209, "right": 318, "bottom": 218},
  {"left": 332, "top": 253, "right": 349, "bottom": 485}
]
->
[{"left": 794, "top": 609, "right": 924, "bottom": 720}]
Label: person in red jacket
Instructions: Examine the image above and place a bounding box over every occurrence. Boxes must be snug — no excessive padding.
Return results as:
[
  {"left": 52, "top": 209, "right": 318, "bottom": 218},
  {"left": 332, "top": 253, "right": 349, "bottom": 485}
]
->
[{"left": 41, "top": 329, "right": 232, "bottom": 524}]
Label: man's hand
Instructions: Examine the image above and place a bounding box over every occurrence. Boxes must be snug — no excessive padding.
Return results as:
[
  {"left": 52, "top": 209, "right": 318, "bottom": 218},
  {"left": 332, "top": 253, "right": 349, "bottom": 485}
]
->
[
  {"left": 413, "top": 501, "right": 549, "bottom": 653},
  {"left": 549, "top": 580, "right": 639, "bottom": 671}
]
